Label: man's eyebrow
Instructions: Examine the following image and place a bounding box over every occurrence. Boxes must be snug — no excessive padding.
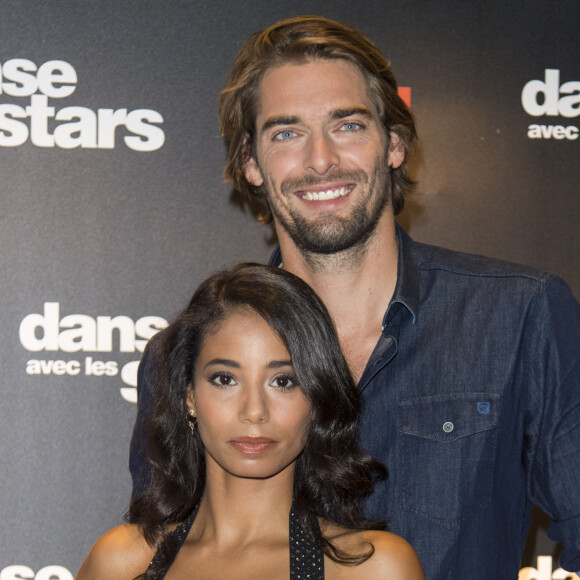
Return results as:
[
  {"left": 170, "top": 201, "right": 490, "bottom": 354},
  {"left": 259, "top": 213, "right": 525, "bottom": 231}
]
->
[
  {"left": 261, "top": 116, "right": 300, "bottom": 133},
  {"left": 260, "top": 108, "right": 374, "bottom": 133},
  {"left": 331, "top": 107, "right": 374, "bottom": 120}
]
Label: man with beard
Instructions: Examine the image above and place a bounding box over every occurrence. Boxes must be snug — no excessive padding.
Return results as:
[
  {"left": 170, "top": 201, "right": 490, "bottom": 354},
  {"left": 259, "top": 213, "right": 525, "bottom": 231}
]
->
[{"left": 130, "top": 16, "right": 580, "bottom": 579}]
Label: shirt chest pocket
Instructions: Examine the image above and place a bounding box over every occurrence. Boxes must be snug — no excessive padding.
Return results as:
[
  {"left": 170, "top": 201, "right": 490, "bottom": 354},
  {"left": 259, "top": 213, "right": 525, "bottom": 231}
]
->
[{"left": 398, "top": 393, "right": 500, "bottom": 529}]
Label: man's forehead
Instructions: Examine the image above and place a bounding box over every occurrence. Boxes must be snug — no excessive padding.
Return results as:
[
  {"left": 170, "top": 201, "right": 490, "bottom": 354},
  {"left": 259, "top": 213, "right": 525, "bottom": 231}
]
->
[{"left": 255, "top": 59, "right": 379, "bottom": 125}]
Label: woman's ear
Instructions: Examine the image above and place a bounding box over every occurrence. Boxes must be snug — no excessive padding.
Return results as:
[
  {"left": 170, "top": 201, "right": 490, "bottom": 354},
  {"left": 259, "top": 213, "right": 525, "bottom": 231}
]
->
[{"left": 186, "top": 389, "right": 196, "bottom": 415}]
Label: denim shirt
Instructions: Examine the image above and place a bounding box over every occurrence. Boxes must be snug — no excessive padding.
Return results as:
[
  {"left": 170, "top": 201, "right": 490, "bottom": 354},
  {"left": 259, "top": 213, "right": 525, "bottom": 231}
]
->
[
  {"left": 270, "top": 225, "right": 580, "bottom": 578},
  {"left": 131, "top": 225, "right": 580, "bottom": 579}
]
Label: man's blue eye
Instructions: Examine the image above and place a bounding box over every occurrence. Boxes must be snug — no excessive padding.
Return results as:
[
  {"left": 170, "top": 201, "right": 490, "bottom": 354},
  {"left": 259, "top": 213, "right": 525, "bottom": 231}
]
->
[
  {"left": 275, "top": 130, "right": 295, "bottom": 140},
  {"left": 341, "top": 123, "right": 361, "bottom": 131}
]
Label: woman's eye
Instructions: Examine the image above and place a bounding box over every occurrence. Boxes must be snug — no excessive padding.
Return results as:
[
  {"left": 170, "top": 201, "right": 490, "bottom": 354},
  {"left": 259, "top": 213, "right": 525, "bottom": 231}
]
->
[
  {"left": 274, "top": 130, "right": 296, "bottom": 141},
  {"left": 271, "top": 374, "right": 296, "bottom": 390},
  {"left": 209, "top": 373, "right": 236, "bottom": 387}
]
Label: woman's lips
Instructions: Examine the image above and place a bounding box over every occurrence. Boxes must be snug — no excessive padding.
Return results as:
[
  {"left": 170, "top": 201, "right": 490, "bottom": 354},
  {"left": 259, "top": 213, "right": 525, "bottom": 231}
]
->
[{"left": 229, "top": 437, "right": 277, "bottom": 454}]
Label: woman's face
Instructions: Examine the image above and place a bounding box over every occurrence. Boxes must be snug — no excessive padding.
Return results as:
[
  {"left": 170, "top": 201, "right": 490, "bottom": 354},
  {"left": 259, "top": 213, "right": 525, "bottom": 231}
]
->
[{"left": 187, "top": 309, "right": 311, "bottom": 481}]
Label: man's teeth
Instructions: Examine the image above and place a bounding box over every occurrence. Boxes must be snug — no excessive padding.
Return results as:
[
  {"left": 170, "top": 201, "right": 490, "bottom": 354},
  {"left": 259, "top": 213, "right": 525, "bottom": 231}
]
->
[{"left": 302, "top": 186, "right": 351, "bottom": 201}]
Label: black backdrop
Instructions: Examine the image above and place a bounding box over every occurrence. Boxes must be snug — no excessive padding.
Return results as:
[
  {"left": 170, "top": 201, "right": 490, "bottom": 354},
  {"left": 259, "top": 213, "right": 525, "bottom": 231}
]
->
[{"left": 1, "top": 1, "right": 578, "bottom": 577}]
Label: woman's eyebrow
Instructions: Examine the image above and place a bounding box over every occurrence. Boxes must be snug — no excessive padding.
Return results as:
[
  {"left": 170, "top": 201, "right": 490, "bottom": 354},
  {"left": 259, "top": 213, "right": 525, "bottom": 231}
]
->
[
  {"left": 267, "top": 359, "right": 293, "bottom": 369},
  {"left": 204, "top": 358, "right": 240, "bottom": 369}
]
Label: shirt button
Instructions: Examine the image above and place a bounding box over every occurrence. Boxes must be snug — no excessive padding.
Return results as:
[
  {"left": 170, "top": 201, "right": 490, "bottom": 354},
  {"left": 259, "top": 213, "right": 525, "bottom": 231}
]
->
[{"left": 442, "top": 421, "right": 454, "bottom": 433}]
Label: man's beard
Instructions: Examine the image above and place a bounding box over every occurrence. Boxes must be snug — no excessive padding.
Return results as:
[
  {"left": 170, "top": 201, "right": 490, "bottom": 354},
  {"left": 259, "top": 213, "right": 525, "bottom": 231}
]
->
[{"left": 266, "top": 164, "right": 391, "bottom": 256}]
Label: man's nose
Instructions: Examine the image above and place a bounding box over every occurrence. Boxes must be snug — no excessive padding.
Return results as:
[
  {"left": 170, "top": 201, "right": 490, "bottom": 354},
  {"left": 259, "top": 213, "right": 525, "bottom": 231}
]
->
[{"left": 304, "top": 132, "right": 339, "bottom": 175}]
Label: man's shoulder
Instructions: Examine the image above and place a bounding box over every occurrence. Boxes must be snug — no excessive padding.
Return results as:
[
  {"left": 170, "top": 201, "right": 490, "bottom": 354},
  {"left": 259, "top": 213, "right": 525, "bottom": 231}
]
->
[
  {"left": 412, "top": 238, "right": 552, "bottom": 284},
  {"left": 136, "top": 327, "right": 168, "bottom": 389}
]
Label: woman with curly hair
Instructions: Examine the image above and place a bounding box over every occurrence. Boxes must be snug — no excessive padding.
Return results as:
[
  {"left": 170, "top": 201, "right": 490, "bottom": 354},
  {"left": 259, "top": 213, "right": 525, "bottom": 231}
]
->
[{"left": 77, "top": 263, "right": 424, "bottom": 579}]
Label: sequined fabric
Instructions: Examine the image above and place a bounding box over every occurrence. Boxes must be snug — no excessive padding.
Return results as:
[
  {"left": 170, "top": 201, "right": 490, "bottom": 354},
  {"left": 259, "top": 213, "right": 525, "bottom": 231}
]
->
[
  {"left": 289, "top": 507, "right": 325, "bottom": 579},
  {"left": 145, "top": 506, "right": 198, "bottom": 580}
]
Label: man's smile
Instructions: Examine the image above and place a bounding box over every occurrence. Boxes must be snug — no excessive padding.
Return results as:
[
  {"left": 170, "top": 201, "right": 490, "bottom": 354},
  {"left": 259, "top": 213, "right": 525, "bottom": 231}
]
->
[{"left": 300, "top": 184, "right": 354, "bottom": 201}]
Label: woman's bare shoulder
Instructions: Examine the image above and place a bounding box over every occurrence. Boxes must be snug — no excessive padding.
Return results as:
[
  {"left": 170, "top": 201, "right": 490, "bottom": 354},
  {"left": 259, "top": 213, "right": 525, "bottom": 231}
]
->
[
  {"left": 76, "top": 523, "right": 155, "bottom": 580},
  {"left": 324, "top": 524, "right": 425, "bottom": 580},
  {"left": 359, "top": 530, "right": 425, "bottom": 579}
]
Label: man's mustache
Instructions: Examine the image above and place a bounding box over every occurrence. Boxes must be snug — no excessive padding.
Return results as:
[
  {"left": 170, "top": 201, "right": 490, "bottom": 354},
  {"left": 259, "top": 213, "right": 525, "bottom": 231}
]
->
[{"left": 280, "top": 170, "right": 369, "bottom": 195}]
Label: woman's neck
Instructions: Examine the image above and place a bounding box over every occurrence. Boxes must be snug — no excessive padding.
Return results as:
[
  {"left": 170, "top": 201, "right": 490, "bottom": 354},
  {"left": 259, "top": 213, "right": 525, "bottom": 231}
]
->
[{"left": 191, "top": 458, "right": 295, "bottom": 548}]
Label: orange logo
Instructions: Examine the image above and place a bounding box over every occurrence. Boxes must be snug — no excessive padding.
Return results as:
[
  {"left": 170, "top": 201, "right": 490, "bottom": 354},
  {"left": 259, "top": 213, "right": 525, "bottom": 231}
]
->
[{"left": 398, "top": 87, "right": 411, "bottom": 108}]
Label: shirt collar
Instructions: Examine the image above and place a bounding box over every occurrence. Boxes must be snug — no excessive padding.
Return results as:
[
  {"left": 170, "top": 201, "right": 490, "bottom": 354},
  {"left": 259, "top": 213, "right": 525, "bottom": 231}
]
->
[
  {"left": 268, "top": 244, "right": 282, "bottom": 268},
  {"left": 267, "top": 222, "right": 420, "bottom": 324},
  {"left": 389, "top": 222, "right": 419, "bottom": 325}
]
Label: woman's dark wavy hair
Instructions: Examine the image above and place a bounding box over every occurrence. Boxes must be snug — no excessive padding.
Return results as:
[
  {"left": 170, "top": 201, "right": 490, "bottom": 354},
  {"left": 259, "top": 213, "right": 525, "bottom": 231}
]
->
[
  {"left": 129, "top": 263, "right": 386, "bottom": 575},
  {"left": 219, "top": 15, "right": 417, "bottom": 223}
]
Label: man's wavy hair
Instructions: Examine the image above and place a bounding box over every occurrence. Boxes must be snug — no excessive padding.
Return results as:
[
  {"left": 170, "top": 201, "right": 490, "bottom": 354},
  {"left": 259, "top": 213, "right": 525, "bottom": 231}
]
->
[
  {"left": 129, "top": 263, "right": 386, "bottom": 575},
  {"left": 219, "top": 15, "right": 417, "bottom": 223}
]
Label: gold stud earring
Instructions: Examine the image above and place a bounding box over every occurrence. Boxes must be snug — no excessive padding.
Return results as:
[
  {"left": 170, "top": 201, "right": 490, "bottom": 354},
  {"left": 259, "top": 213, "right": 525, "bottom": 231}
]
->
[{"left": 187, "top": 409, "right": 197, "bottom": 436}]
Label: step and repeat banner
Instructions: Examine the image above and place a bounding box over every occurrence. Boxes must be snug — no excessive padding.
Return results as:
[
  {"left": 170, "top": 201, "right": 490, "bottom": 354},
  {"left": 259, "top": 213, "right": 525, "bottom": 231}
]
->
[{"left": 1, "top": 1, "right": 578, "bottom": 578}]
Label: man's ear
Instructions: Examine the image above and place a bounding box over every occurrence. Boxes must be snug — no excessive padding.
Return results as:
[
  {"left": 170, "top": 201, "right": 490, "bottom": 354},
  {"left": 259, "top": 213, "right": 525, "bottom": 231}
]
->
[
  {"left": 244, "top": 155, "right": 264, "bottom": 187},
  {"left": 242, "top": 136, "right": 264, "bottom": 187},
  {"left": 387, "top": 131, "right": 405, "bottom": 169}
]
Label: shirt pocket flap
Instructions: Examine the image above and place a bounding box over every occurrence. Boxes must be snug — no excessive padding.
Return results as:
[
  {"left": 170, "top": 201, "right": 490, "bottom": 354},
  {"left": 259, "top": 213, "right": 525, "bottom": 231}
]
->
[{"left": 400, "top": 393, "right": 500, "bottom": 443}]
